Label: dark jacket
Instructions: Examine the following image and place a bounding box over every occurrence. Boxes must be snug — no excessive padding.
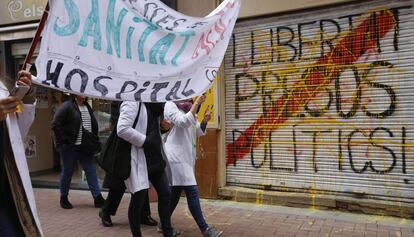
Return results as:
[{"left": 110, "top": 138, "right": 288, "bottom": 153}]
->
[
  {"left": 103, "top": 173, "right": 125, "bottom": 191},
  {"left": 103, "top": 102, "right": 166, "bottom": 189},
  {"left": 143, "top": 103, "right": 166, "bottom": 177},
  {"left": 110, "top": 101, "right": 122, "bottom": 127},
  {"left": 52, "top": 97, "right": 98, "bottom": 148}
]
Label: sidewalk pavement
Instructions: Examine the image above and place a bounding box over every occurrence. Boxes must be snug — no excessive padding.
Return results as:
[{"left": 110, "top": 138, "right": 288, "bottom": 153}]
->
[{"left": 34, "top": 188, "right": 414, "bottom": 237}]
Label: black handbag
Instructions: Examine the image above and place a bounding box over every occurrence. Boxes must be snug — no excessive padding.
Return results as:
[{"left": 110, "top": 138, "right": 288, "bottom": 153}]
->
[
  {"left": 97, "top": 103, "right": 141, "bottom": 180},
  {"left": 81, "top": 126, "right": 101, "bottom": 155}
]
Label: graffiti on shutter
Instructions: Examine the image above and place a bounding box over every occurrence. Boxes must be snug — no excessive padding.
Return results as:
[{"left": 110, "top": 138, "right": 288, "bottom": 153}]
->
[{"left": 224, "top": 0, "right": 414, "bottom": 202}]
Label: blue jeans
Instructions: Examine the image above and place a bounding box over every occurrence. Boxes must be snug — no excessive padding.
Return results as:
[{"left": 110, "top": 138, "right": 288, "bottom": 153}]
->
[
  {"left": 170, "top": 185, "right": 208, "bottom": 232},
  {"left": 59, "top": 145, "right": 101, "bottom": 198}
]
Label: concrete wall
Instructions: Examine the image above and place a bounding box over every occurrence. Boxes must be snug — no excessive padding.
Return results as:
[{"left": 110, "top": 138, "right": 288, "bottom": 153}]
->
[
  {"left": 26, "top": 106, "right": 54, "bottom": 173},
  {"left": 179, "top": 0, "right": 355, "bottom": 18},
  {"left": 177, "top": 0, "right": 218, "bottom": 17},
  {"left": 239, "top": 0, "right": 354, "bottom": 18}
]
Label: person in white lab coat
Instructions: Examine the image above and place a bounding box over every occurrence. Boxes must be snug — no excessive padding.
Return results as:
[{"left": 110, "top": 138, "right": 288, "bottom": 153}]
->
[
  {"left": 0, "top": 71, "right": 43, "bottom": 237},
  {"left": 117, "top": 101, "right": 177, "bottom": 237},
  {"left": 164, "top": 95, "right": 223, "bottom": 237},
  {"left": 117, "top": 101, "right": 148, "bottom": 237}
]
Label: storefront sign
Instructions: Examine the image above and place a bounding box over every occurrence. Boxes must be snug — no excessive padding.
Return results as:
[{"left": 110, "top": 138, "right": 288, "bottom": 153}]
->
[
  {"left": 35, "top": 0, "right": 241, "bottom": 102},
  {"left": 0, "top": 0, "right": 47, "bottom": 26}
]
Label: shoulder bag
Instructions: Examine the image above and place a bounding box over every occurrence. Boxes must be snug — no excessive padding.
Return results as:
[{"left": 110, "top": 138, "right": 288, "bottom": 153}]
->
[
  {"left": 81, "top": 127, "right": 101, "bottom": 155},
  {"left": 80, "top": 106, "right": 101, "bottom": 155},
  {"left": 97, "top": 103, "right": 141, "bottom": 180}
]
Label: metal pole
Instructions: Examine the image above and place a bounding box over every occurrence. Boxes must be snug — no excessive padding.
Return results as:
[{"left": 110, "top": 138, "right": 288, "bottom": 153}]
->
[{"left": 22, "top": 2, "right": 49, "bottom": 71}]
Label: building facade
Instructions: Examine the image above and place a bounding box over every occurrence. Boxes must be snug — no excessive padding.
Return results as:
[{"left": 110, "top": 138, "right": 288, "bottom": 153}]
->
[
  {"left": 0, "top": 0, "right": 179, "bottom": 176},
  {"left": 1, "top": 0, "right": 413, "bottom": 217},
  {"left": 0, "top": 0, "right": 52, "bottom": 173},
  {"left": 218, "top": 0, "right": 414, "bottom": 217}
]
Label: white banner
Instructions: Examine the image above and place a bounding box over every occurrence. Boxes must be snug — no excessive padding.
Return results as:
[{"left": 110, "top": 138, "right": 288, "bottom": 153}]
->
[{"left": 35, "top": 0, "right": 241, "bottom": 102}]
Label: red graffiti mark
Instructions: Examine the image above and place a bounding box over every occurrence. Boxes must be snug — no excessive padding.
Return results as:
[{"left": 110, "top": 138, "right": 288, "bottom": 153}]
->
[{"left": 227, "top": 10, "right": 396, "bottom": 166}]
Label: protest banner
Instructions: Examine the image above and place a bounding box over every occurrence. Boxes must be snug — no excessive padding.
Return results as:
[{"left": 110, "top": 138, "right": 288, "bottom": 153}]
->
[{"left": 34, "top": 0, "right": 241, "bottom": 102}]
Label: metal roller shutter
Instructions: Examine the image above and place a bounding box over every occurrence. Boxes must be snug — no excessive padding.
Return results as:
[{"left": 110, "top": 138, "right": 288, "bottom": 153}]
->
[
  {"left": 224, "top": 0, "right": 414, "bottom": 203},
  {"left": 11, "top": 42, "right": 39, "bottom": 58}
]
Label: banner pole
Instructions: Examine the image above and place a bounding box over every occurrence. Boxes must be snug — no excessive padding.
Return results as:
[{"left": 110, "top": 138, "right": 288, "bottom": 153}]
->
[{"left": 22, "top": 2, "right": 49, "bottom": 71}]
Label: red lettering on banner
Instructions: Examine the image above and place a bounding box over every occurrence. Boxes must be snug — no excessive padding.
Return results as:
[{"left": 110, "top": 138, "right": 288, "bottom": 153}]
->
[{"left": 192, "top": 1, "right": 239, "bottom": 59}]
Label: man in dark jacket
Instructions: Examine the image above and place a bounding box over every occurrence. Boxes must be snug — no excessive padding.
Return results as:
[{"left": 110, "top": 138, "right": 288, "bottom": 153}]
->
[{"left": 52, "top": 95, "right": 104, "bottom": 209}]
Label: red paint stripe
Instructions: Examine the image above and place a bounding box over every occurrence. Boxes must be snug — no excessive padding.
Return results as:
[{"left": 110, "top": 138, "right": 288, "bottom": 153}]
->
[{"left": 227, "top": 10, "right": 396, "bottom": 166}]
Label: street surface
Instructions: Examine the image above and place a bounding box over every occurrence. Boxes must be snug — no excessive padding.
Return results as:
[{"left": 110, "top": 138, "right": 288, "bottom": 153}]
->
[{"left": 35, "top": 189, "right": 414, "bottom": 237}]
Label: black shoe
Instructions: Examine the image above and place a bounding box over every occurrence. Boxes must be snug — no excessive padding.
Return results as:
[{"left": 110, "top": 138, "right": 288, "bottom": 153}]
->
[
  {"left": 94, "top": 194, "right": 105, "bottom": 208},
  {"left": 60, "top": 196, "right": 73, "bottom": 209},
  {"left": 141, "top": 215, "right": 158, "bottom": 226},
  {"left": 99, "top": 211, "right": 113, "bottom": 227},
  {"left": 165, "top": 230, "right": 181, "bottom": 237},
  {"left": 157, "top": 224, "right": 181, "bottom": 236}
]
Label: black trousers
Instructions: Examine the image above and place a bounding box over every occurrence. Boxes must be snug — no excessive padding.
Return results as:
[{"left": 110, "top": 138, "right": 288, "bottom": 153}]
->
[
  {"left": 102, "top": 172, "right": 173, "bottom": 236},
  {"left": 129, "top": 189, "right": 147, "bottom": 237},
  {"left": 149, "top": 172, "right": 173, "bottom": 236},
  {"left": 102, "top": 188, "right": 151, "bottom": 218},
  {"left": 0, "top": 174, "right": 25, "bottom": 237}
]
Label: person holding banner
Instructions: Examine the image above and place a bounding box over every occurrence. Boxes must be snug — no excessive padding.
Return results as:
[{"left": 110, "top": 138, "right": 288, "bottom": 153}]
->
[
  {"left": 0, "top": 71, "right": 42, "bottom": 236},
  {"left": 52, "top": 95, "right": 105, "bottom": 209},
  {"left": 164, "top": 95, "right": 223, "bottom": 237},
  {"left": 117, "top": 101, "right": 178, "bottom": 237}
]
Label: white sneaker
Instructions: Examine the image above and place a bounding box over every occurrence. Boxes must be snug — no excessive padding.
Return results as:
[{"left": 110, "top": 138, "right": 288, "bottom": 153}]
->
[{"left": 202, "top": 226, "right": 223, "bottom": 237}]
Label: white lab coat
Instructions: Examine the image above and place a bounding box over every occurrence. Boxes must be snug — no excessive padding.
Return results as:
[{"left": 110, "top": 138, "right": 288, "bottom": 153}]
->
[
  {"left": 0, "top": 82, "right": 36, "bottom": 137},
  {"left": 0, "top": 81, "right": 43, "bottom": 236},
  {"left": 117, "top": 101, "right": 149, "bottom": 193},
  {"left": 163, "top": 101, "right": 206, "bottom": 186}
]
